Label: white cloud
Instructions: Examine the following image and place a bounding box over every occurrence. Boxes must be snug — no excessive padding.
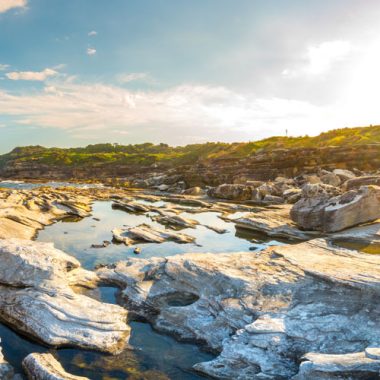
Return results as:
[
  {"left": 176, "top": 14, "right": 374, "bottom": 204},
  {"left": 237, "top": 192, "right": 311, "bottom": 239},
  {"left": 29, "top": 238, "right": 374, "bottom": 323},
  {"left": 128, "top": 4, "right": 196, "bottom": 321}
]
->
[
  {"left": 5, "top": 68, "right": 58, "bottom": 81},
  {"left": 118, "top": 72, "right": 149, "bottom": 83},
  {"left": 0, "top": 80, "right": 339, "bottom": 143},
  {"left": 88, "top": 31, "right": 97, "bottom": 37},
  {"left": 0, "top": 0, "right": 27, "bottom": 13},
  {"left": 0, "top": 64, "right": 10, "bottom": 71},
  {"left": 283, "top": 40, "right": 352, "bottom": 77},
  {"left": 87, "top": 48, "right": 97, "bottom": 56}
]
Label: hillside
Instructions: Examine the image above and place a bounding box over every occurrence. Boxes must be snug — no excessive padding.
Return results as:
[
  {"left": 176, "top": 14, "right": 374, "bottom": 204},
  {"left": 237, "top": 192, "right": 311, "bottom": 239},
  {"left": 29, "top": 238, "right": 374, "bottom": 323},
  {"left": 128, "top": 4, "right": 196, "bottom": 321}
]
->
[{"left": 1, "top": 125, "right": 380, "bottom": 170}]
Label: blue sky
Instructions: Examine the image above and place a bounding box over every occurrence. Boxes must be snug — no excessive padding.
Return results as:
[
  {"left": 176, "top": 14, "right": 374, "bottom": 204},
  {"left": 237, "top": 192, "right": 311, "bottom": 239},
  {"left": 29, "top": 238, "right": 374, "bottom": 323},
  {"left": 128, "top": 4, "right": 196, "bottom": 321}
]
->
[{"left": 1, "top": 0, "right": 380, "bottom": 152}]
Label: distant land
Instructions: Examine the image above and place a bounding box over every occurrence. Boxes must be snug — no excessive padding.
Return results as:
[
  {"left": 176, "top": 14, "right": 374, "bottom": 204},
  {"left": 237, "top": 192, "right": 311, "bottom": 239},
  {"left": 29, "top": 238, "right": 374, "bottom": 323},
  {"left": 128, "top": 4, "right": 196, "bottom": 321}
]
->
[{"left": 1, "top": 125, "right": 380, "bottom": 184}]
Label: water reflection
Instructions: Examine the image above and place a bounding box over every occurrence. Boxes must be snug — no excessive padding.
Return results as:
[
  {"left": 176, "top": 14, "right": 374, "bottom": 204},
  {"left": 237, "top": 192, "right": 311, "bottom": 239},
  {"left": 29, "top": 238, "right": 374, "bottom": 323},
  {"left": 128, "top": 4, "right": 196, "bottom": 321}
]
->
[{"left": 37, "top": 201, "right": 285, "bottom": 270}]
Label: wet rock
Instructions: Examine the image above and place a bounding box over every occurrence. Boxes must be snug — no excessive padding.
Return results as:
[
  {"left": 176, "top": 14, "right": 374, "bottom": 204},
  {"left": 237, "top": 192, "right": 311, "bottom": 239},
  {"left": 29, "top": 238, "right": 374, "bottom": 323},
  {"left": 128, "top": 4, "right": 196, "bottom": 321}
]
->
[
  {"left": 112, "top": 200, "right": 151, "bottom": 213},
  {"left": 152, "top": 213, "right": 199, "bottom": 229},
  {"left": 134, "top": 247, "right": 142, "bottom": 254},
  {"left": 112, "top": 223, "right": 195, "bottom": 244},
  {"left": 0, "top": 239, "right": 130, "bottom": 354},
  {"left": 97, "top": 239, "right": 380, "bottom": 379},
  {"left": 158, "top": 184, "right": 169, "bottom": 191},
  {"left": 91, "top": 240, "right": 110, "bottom": 249},
  {"left": 208, "top": 184, "right": 253, "bottom": 201},
  {"left": 203, "top": 225, "right": 228, "bottom": 234},
  {"left": 23, "top": 353, "right": 89, "bottom": 380},
  {"left": 0, "top": 343, "right": 19, "bottom": 380},
  {"left": 292, "top": 350, "right": 380, "bottom": 380},
  {"left": 291, "top": 185, "right": 380, "bottom": 232}
]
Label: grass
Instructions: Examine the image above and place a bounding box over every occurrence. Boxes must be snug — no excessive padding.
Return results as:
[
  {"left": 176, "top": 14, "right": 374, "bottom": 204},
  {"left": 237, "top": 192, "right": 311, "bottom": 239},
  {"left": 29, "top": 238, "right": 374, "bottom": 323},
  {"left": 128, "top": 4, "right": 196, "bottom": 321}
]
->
[{"left": 1, "top": 124, "right": 379, "bottom": 168}]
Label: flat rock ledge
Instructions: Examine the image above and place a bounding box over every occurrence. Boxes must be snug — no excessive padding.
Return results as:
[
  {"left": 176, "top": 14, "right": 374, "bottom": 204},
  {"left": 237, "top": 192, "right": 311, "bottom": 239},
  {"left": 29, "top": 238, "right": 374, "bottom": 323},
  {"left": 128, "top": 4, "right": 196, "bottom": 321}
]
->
[
  {"left": 0, "top": 239, "right": 130, "bottom": 354},
  {"left": 97, "top": 239, "right": 380, "bottom": 379},
  {"left": 23, "top": 353, "right": 89, "bottom": 380},
  {"left": 0, "top": 188, "right": 93, "bottom": 240},
  {"left": 292, "top": 350, "right": 380, "bottom": 379}
]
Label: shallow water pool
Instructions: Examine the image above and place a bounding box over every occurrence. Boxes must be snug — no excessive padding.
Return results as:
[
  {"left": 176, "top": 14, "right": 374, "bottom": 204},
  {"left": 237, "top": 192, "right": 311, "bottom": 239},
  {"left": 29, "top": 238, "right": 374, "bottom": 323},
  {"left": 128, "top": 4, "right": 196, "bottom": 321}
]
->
[{"left": 1, "top": 195, "right": 287, "bottom": 379}]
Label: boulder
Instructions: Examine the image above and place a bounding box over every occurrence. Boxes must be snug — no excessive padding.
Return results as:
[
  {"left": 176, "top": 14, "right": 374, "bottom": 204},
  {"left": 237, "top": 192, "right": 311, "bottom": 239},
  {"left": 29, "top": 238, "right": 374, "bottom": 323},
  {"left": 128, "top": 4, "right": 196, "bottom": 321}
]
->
[
  {"left": 343, "top": 175, "right": 380, "bottom": 190},
  {"left": 291, "top": 185, "right": 380, "bottom": 232},
  {"left": 333, "top": 168, "right": 356, "bottom": 182},
  {"left": 0, "top": 239, "right": 130, "bottom": 354},
  {"left": 23, "top": 353, "right": 89, "bottom": 380},
  {"left": 207, "top": 184, "right": 252, "bottom": 201},
  {"left": 234, "top": 205, "right": 317, "bottom": 240},
  {"left": 97, "top": 239, "right": 380, "bottom": 379},
  {"left": 320, "top": 172, "right": 341, "bottom": 187}
]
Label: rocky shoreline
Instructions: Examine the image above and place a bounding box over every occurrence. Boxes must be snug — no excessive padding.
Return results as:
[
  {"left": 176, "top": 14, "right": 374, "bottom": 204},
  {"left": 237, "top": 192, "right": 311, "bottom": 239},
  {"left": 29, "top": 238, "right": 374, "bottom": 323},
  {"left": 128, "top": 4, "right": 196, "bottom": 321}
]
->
[{"left": 0, "top": 171, "right": 379, "bottom": 379}]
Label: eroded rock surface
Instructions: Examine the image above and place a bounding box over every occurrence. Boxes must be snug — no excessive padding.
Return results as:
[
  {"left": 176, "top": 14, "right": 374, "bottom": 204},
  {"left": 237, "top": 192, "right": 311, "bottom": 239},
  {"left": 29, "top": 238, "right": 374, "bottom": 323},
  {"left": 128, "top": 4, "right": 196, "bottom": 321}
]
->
[
  {"left": 97, "top": 239, "right": 380, "bottom": 379},
  {"left": 291, "top": 185, "right": 380, "bottom": 232},
  {"left": 0, "top": 188, "right": 92, "bottom": 239},
  {"left": 292, "top": 350, "right": 380, "bottom": 379},
  {"left": 0, "top": 239, "right": 130, "bottom": 354},
  {"left": 112, "top": 223, "right": 195, "bottom": 245},
  {"left": 233, "top": 204, "right": 317, "bottom": 240},
  {"left": 23, "top": 353, "right": 89, "bottom": 380}
]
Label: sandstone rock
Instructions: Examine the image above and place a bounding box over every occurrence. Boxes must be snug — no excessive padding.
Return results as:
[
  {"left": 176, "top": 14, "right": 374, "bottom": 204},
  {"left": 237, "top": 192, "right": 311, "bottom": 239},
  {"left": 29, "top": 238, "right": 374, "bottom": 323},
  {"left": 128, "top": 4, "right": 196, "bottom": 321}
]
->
[
  {"left": 283, "top": 188, "right": 303, "bottom": 204},
  {"left": 183, "top": 186, "right": 204, "bottom": 196},
  {"left": 208, "top": 184, "right": 252, "bottom": 201},
  {"left": 23, "top": 353, "right": 89, "bottom": 380},
  {"left": 152, "top": 213, "right": 199, "bottom": 229},
  {"left": 0, "top": 343, "right": 19, "bottom": 380},
  {"left": 262, "top": 195, "right": 285, "bottom": 204},
  {"left": 112, "top": 223, "right": 195, "bottom": 244},
  {"left": 292, "top": 350, "right": 380, "bottom": 379},
  {"left": 333, "top": 168, "right": 356, "bottom": 182},
  {"left": 320, "top": 172, "right": 341, "bottom": 187},
  {"left": 97, "top": 239, "right": 380, "bottom": 379},
  {"left": 0, "top": 188, "right": 93, "bottom": 240},
  {"left": 234, "top": 205, "right": 316, "bottom": 240},
  {"left": 245, "top": 180, "right": 265, "bottom": 188},
  {"left": 291, "top": 185, "right": 380, "bottom": 232},
  {"left": 344, "top": 175, "right": 380, "bottom": 190},
  {"left": 0, "top": 239, "right": 130, "bottom": 354},
  {"left": 158, "top": 184, "right": 169, "bottom": 191},
  {"left": 112, "top": 200, "right": 151, "bottom": 213}
]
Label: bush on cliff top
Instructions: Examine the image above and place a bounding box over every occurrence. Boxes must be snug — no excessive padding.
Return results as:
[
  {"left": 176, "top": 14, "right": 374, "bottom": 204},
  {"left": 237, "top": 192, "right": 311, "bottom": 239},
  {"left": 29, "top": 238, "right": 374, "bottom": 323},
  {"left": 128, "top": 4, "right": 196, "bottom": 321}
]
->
[{"left": 1, "top": 124, "right": 379, "bottom": 168}]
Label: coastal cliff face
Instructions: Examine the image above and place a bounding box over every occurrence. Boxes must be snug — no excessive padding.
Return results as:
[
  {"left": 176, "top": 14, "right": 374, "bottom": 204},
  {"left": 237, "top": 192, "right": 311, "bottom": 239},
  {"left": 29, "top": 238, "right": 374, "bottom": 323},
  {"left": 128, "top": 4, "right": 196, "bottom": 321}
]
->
[{"left": 1, "top": 143, "right": 379, "bottom": 186}]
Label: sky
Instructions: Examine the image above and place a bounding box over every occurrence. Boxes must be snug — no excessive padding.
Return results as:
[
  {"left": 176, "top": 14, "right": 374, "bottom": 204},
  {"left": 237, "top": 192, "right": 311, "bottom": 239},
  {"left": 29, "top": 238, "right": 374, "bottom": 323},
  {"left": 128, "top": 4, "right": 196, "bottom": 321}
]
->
[{"left": 1, "top": 0, "right": 380, "bottom": 152}]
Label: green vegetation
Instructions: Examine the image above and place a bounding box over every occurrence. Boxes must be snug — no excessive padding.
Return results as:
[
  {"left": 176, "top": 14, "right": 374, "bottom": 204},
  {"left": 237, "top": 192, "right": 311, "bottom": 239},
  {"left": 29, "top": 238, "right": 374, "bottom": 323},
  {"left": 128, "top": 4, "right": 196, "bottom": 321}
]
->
[{"left": 1, "top": 125, "right": 380, "bottom": 168}]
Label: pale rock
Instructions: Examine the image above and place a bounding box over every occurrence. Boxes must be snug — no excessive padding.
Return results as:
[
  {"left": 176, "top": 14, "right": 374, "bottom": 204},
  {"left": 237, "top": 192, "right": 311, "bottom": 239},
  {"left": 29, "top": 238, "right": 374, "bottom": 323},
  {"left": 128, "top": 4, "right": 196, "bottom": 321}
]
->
[{"left": 23, "top": 353, "right": 89, "bottom": 380}]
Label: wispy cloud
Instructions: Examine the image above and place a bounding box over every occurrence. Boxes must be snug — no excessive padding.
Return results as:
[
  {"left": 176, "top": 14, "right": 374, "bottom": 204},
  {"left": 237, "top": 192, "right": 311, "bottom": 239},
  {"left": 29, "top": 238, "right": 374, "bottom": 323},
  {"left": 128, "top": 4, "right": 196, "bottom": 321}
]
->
[
  {"left": 117, "top": 72, "right": 151, "bottom": 84},
  {"left": 0, "top": 80, "right": 336, "bottom": 143},
  {"left": 5, "top": 68, "right": 58, "bottom": 81},
  {"left": 88, "top": 30, "right": 97, "bottom": 37},
  {"left": 0, "top": 64, "right": 10, "bottom": 71},
  {"left": 0, "top": 0, "right": 27, "bottom": 13},
  {"left": 283, "top": 40, "right": 352, "bottom": 77},
  {"left": 86, "top": 48, "right": 97, "bottom": 56}
]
